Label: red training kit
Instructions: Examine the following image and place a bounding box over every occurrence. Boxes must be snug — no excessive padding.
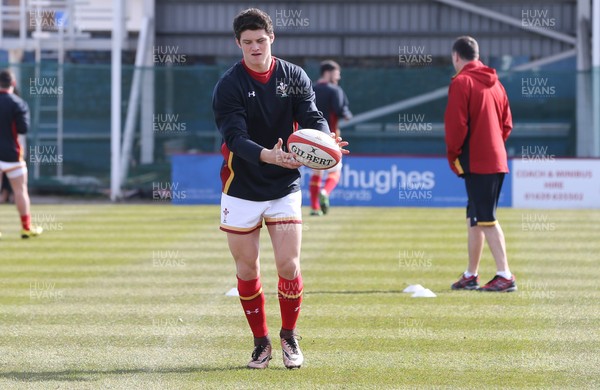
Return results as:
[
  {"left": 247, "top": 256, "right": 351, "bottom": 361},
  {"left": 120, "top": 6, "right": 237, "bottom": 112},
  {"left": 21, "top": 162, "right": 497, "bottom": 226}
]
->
[
  {"left": 21, "top": 214, "right": 31, "bottom": 230},
  {"left": 237, "top": 276, "right": 268, "bottom": 338},
  {"left": 309, "top": 175, "right": 321, "bottom": 210},
  {"left": 278, "top": 274, "right": 303, "bottom": 331}
]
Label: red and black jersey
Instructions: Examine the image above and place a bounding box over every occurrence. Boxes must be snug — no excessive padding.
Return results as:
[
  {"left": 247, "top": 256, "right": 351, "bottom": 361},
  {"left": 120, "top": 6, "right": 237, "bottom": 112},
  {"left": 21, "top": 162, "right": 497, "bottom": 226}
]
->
[
  {"left": 313, "top": 81, "right": 352, "bottom": 134},
  {"left": 212, "top": 58, "right": 330, "bottom": 201},
  {"left": 444, "top": 60, "right": 512, "bottom": 175},
  {"left": 0, "top": 91, "right": 29, "bottom": 162}
]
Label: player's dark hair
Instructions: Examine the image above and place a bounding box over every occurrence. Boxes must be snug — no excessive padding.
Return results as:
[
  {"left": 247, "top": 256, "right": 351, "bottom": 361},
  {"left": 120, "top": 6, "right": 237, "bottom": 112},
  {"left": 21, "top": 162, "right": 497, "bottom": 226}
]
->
[
  {"left": 0, "top": 69, "right": 15, "bottom": 89},
  {"left": 320, "top": 60, "right": 340, "bottom": 75},
  {"left": 233, "top": 8, "right": 274, "bottom": 41},
  {"left": 452, "top": 36, "right": 479, "bottom": 61}
]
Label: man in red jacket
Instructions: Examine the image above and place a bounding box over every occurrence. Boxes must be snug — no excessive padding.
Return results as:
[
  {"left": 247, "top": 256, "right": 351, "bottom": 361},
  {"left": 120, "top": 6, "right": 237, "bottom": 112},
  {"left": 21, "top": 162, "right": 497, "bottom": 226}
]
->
[{"left": 444, "top": 36, "right": 516, "bottom": 292}]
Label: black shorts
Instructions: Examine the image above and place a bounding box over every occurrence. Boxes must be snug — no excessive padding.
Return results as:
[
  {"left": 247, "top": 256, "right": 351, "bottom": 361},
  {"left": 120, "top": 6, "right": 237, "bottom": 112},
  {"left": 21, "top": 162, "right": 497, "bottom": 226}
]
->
[{"left": 464, "top": 173, "right": 505, "bottom": 227}]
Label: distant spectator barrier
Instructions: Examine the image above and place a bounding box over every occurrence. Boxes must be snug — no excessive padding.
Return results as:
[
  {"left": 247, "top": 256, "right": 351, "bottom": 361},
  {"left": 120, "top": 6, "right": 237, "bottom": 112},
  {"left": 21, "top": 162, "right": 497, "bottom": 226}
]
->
[
  {"left": 173, "top": 154, "right": 600, "bottom": 209},
  {"left": 512, "top": 159, "right": 600, "bottom": 208},
  {"left": 171, "top": 154, "right": 511, "bottom": 208}
]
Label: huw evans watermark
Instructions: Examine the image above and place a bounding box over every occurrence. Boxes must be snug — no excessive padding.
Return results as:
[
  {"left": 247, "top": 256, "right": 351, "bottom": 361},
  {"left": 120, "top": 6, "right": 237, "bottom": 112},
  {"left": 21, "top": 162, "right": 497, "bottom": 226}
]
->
[
  {"left": 153, "top": 114, "right": 187, "bottom": 132},
  {"left": 29, "top": 77, "right": 63, "bottom": 97},
  {"left": 275, "top": 9, "right": 309, "bottom": 28},
  {"left": 153, "top": 46, "right": 187, "bottom": 64},
  {"left": 29, "top": 145, "right": 63, "bottom": 166},
  {"left": 521, "top": 77, "right": 556, "bottom": 98},
  {"left": 398, "top": 46, "right": 432, "bottom": 66},
  {"left": 398, "top": 250, "right": 433, "bottom": 269},
  {"left": 521, "top": 9, "right": 556, "bottom": 29},
  {"left": 152, "top": 250, "right": 186, "bottom": 267},
  {"left": 398, "top": 113, "right": 433, "bottom": 133},
  {"left": 152, "top": 182, "right": 187, "bottom": 201}
]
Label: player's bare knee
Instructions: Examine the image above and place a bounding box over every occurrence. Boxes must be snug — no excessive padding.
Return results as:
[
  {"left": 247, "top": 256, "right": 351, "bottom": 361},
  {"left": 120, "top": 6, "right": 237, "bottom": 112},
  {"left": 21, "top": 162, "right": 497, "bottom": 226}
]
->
[
  {"left": 236, "top": 261, "right": 260, "bottom": 280},
  {"left": 276, "top": 260, "right": 300, "bottom": 280}
]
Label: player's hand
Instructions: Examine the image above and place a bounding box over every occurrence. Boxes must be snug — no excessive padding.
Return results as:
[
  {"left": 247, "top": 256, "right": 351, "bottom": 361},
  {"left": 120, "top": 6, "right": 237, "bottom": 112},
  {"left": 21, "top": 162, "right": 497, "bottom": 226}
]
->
[
  {"left": 261, "top": 138, "right": 303, "bottom": 169},
  {"left": 330, "top": 132, "right": 350, "bottom": 155},
  {"left": 449, "top": 158, "right": 464, "bottom": 178}
]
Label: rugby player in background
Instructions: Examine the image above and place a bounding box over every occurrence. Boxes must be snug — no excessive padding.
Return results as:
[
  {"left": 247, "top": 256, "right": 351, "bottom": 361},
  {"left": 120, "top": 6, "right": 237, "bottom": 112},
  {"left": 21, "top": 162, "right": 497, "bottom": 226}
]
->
[
  {"left": 0, "top": 69, "right": 43, "bottom": 239},
  {"left": 309, "top": 60, "right": 352, "bottom": 216}
]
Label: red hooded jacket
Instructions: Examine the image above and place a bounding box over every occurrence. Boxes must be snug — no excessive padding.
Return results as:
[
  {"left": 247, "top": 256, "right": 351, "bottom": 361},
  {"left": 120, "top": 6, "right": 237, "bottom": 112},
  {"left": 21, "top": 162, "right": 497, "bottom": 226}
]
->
[{"left": 444, "top": 60, "right": 512, "bottom": 175}]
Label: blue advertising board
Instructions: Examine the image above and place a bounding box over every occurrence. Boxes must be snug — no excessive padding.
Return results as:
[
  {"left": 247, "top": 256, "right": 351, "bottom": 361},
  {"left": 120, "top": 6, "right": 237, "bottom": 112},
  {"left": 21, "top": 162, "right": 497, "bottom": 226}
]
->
[
  {"left": 171, "top": 154, "right": 222, "bottom": 204},
  {"left": 171, "top": 154, "right": 512, "bottom": 207}
]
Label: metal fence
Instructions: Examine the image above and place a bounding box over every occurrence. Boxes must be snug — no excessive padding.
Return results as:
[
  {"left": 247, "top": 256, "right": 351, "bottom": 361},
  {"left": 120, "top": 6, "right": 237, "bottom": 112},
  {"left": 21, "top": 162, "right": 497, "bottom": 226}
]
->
[{"left": 2, "top": 62, "right": 578, "bottom": 195}]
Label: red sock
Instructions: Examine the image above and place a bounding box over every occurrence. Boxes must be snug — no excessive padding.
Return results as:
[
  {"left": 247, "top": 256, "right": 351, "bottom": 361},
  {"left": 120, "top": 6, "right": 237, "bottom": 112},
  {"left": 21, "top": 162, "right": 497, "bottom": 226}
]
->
[
  {"left": 21, "top": 215, "right": 31, "bottom": 231},
  {"left": 278, "top": 274, "right": 303, "bottom": 331},
  {"left": 237, "top": 276, "right": 268, "bottom": 338},
  {"left": 323, "top": 171, "right": 341, "bottom": 194},
  {"left": 309, "top": 174, "right": 321, "bottom": 210}
]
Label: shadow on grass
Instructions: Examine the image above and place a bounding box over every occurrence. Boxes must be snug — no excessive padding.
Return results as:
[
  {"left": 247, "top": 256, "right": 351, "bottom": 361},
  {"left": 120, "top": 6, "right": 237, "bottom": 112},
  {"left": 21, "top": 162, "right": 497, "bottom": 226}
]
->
[
  {"left": 308, "top": 290, "right": 406, "bottom": 295},
  {"left": 0, "top": 365, "right": 252, "bottom": 382}
]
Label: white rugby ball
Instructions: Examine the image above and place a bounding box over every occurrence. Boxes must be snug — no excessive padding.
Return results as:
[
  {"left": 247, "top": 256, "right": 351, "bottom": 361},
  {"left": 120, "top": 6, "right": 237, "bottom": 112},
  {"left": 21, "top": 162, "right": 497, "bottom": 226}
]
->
[{"left": 287, "top": 129, "right": 342, "bottom": 170}]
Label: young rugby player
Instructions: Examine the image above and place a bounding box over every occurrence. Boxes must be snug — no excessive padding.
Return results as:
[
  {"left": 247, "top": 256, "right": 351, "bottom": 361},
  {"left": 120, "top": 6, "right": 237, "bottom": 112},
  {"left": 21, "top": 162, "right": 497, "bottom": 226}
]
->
[{"left": 212, "top": 8, "right": 348, "bottom": 368}]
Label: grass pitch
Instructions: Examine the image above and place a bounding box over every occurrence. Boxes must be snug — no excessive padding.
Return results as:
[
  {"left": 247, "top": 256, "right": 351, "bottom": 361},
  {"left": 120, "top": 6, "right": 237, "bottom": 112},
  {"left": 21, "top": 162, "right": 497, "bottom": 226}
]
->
[{"left": 0, "top": 204, "right": 599, "bottom": 389}]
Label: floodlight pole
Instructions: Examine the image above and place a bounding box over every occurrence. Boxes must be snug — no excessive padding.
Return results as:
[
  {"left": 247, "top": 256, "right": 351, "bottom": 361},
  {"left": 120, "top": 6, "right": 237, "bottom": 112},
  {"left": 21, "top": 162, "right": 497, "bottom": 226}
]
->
[
  {"left": 110, "top": 0, "right": 124, "bottom": 201},
  {"left": 140, "top": 0, "right": 155, "bottom": 164},
  {"left": 120, "top": 16, "right": 151, "bottom": 186},
  {"left": 576, "top": 0, "right": 593, "bottom": 157},
  {"left": 594, "top": 0, "right": 600, "bottom": 68},
  {"left": 593, "top": 0, "right": 600, "bottom": 156}
]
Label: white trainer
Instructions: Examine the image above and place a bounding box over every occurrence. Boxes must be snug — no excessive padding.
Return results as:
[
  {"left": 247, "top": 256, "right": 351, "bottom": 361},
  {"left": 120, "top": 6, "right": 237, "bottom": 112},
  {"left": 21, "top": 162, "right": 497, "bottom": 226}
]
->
[
  {"left": 281, "top": 336, "right": 303, "bottom": 369},
  {"left": 248, "top": 343, "right": 272, "bottom": 369}
]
